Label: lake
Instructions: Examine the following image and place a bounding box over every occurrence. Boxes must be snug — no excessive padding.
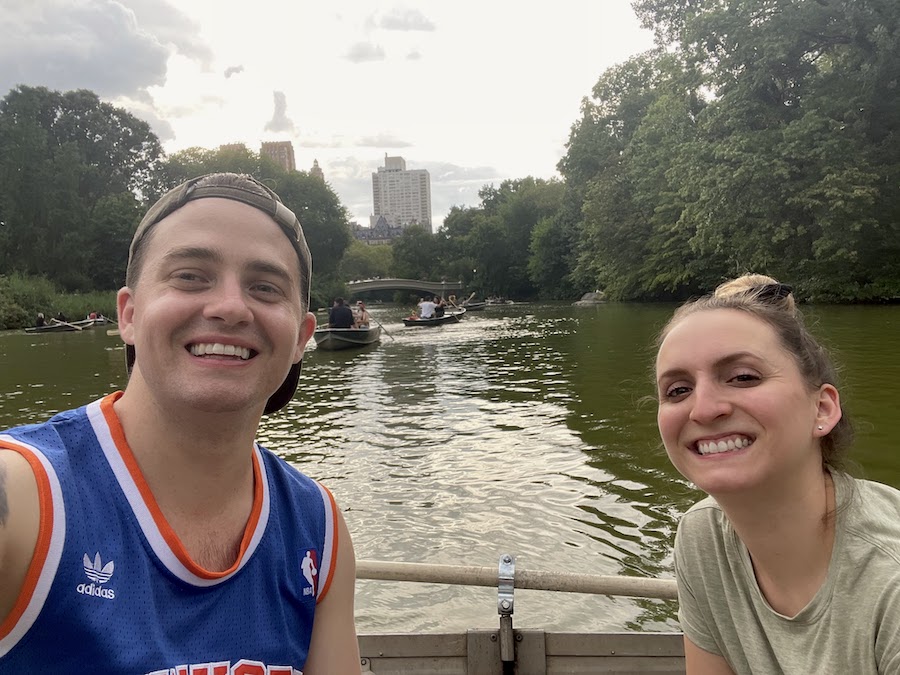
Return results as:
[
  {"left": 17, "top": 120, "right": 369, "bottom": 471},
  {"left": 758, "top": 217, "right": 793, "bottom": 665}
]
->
[{"left": 2, "top": 302, "right": 898, "bottom": 634}]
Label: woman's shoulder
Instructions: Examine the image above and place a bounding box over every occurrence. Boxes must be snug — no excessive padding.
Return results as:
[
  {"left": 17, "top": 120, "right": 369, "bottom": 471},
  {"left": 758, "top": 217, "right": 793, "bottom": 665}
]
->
[
  {"left": 677, "top": 496, "right": 729, "bottom": 544},
  {"left": 843, "top": 475, "right": 900, "bottom": 564}
]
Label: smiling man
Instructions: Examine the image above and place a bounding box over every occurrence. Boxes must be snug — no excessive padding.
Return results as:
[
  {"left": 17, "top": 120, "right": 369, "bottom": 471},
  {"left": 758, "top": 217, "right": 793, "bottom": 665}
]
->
[{"left": 0, "top": 173, "right": 361, "bottom": 674}]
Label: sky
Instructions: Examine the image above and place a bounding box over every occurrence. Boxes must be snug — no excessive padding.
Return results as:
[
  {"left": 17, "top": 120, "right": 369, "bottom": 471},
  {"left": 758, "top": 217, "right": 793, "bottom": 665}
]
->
[{"left": 0, "top": 0, "right": 655, "bottom": 229}]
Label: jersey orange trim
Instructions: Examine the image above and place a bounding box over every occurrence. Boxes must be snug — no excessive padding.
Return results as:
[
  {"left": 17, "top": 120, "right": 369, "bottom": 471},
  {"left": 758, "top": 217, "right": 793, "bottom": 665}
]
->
[
  {"left": 99, "top": 393, "right": 264, "bottom": 580},
  {"left": 316, "top": 484, "right": 339, "bottom": 604},
  {"left": 0, "top": 442, "right": 54, "bottom": 640}
]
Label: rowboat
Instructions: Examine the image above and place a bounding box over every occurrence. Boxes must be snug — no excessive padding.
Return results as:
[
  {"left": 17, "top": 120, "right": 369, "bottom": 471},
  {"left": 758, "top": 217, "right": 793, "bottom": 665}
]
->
[
  {"left": 402, "top": 307, "right": 467, "bottom": 327},
  {"left": 313, "top": 326, "right": 382, "bottom": 351},
  {"left": 356, "top": 557, "right": 685, "bottom": 674},
  {"left": 24, "top": 318, "right": 105, "bottom": 334},
  {"left": 460, "top": 301, "right": 486, "bottom": 311}
]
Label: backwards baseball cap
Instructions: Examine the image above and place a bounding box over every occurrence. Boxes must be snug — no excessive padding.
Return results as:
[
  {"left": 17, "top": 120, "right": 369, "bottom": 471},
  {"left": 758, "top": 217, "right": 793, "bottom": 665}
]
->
[{"left": 124, "top": 172, "right": 313, "bottom": 414}]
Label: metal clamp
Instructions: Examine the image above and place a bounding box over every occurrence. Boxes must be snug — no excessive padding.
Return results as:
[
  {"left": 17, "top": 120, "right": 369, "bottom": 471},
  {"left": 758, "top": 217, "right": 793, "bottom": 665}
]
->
[{"left": 498, "top": 553, "right": 515, "bottom": 663}]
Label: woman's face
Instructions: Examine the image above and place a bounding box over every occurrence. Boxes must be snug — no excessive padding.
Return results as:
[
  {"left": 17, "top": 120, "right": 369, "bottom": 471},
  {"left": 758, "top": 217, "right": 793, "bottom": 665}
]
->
[{"left": 655, "top": 309, "right": 837, "bottom": 497}]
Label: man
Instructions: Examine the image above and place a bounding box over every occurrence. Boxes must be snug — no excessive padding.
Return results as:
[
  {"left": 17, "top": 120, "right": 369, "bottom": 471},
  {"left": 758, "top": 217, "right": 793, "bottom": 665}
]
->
[
  {"left": 328, "top": 297, "right": 354, "bottom": 329},
  {"left": 418, "top": 296, "right": 437, "bottom": 319},
  {"left": 0, "top": 173, "right": 361, "bottom": 673}
]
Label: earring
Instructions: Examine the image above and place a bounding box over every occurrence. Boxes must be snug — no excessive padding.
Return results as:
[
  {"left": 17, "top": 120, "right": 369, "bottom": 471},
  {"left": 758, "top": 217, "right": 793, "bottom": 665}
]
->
[{"left": 817, "top": 425, "right": 824, "bottom": 431}]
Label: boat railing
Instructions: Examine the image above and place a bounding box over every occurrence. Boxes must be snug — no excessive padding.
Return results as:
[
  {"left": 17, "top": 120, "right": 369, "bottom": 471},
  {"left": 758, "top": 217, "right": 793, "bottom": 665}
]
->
[
  {"left": 356, "top": 558, "right": 677, "bottom": 599},
  {"left": 355, "top": 555, "right": 684, "bottom": 674}
]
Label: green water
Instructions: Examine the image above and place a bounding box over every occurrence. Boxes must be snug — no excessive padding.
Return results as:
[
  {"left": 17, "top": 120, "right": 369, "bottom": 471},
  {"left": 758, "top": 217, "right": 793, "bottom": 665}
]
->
[{"left": 2, "top": 303, "right": 898, "bottom": 632}]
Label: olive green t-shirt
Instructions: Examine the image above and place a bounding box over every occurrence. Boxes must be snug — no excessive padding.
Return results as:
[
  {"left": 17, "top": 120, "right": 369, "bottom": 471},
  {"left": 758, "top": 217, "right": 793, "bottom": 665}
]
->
[{"left": 675, "top": 474, "right": 900, "bottom": 674}]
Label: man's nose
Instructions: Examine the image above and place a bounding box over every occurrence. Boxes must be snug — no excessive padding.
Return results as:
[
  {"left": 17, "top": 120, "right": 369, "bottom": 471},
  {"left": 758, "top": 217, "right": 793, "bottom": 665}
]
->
[{"left": 204, "top": 277, "right": 253, "bottom": 325}]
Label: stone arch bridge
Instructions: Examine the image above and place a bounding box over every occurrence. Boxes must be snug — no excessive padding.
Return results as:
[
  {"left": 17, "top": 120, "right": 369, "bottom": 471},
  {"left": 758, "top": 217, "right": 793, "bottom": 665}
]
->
[{"left": 347, "top": 278, "right": 464, "bottom": 296}]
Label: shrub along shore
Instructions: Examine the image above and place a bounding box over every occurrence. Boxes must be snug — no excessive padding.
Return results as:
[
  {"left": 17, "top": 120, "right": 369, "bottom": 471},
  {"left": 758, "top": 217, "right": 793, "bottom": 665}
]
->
[{"left": 0, "top": 274, "right": 117, "bottom": 330}]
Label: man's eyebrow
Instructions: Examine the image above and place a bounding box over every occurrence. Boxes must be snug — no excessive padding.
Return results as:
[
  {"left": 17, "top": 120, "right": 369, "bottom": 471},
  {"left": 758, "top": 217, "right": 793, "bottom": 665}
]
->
[
  {"left": 161, "top": 246, "right": 223, "bottom": 264},
  {"left": 246, "top": 259, "right": 295, "bottom": 283},
  {"left": 159, "top": 247, "right": 296, "bottom": 286}
]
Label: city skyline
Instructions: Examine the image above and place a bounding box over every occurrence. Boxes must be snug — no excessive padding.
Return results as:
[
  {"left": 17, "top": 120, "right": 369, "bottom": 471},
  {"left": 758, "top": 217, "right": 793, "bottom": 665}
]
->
[{"left": 0, "top": 0, "right": 656, "bottom": 228}]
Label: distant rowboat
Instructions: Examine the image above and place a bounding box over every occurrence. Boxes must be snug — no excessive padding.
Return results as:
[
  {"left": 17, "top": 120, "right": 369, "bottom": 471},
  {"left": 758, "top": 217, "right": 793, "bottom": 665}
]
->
[
  {"left": 402, "top": 308, "right": 466, "bottom": 327},
  {"left": 24, "top": 318, "right": 107, "bottom": 334},
  {"left": 313, "top": 326, "right": 382, "bottom": 351}
]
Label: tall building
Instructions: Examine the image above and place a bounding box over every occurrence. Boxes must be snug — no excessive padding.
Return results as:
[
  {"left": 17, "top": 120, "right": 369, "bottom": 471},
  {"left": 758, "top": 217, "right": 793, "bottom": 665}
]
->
[
  {"left": 260, "top": 141, "right": 296, "bottom": 172},
  {"left": 310, "top": 159, "right": 324, "bottom": 182},
  {"left": 371, "top": 154, "right": 432, "bottom": 231}
]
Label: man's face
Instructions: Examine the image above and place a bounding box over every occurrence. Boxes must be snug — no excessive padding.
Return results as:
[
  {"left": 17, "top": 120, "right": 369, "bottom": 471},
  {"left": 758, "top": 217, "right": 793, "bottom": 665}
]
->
[{"left": 118, "top": 198, "right": 315, "bottom": 415}]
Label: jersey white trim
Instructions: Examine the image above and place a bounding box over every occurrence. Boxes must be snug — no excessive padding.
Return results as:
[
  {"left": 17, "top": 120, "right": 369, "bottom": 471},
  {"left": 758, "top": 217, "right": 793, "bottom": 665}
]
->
[
  {"left": 87, "top": 400, "right": 270, "bottom": 587},
  {"left": 0, "top": 436, "right": 66, "bottom": 657},
  {"left": 314, "top": 481, "right": 336, "bottom": 601}
]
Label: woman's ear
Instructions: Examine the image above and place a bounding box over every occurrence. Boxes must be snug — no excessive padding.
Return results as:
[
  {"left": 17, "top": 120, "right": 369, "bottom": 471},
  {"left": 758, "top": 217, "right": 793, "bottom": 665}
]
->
[{"left": 814, "top": 383, "right": 842, "bottom": 436}]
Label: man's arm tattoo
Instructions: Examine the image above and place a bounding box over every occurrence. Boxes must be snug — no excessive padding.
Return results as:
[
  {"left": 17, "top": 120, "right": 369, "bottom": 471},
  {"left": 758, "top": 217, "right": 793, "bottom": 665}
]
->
[{"left": 0, "top": 460, "right": 9, "bottom": 527}]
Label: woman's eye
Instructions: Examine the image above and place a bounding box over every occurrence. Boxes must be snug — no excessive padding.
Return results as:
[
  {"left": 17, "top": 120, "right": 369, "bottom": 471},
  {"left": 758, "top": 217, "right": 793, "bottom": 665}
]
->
[
  {"left": 731, "top": 372, "right": 761, "bottom": 384},
  {"left": 665, "top": 385, "right": 691, "bottom": 399}
]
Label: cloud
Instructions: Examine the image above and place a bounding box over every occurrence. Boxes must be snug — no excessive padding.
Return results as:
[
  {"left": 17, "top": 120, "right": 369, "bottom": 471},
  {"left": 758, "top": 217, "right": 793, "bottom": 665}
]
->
[
  {"left": 0, "top": 0, "right": 215, "bottom": 146},
  {"left": 378, "top": 8, "right": 435, "bottom": 31},
  {"left": 0, "top": 0, "right": 212, "bottom": 99},
  {"left": 345, "top": 42, "right": 386, "bottom": 63},
  {"left": 356, "top": 134, "right": 413, "bottom": 148},
  {"left": 224, "top": 65, "right": 244, "bottom": 79},
  {"left": 406, "top": 50, "right": 423, "bottom": 61},
  {"left": 264, "top": 91, "right": 295, "bottom": 133}
]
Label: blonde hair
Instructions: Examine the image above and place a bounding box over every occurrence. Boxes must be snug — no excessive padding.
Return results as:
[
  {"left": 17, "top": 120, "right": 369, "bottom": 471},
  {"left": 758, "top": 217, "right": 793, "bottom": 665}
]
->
[{"left": 657, "top": 273, "right": 853, "bottom": 471}]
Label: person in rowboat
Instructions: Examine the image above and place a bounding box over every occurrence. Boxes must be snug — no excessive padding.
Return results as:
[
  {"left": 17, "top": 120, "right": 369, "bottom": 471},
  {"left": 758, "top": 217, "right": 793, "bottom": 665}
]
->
[
  {"left": 328, "top": 297, "right": 355, "bottom": 329},
  {"left": 0, "top": 173, "right": 361, "bottom": 674},
  {"left": 654, "top": 273, "right": 900, "bottom": 674},
  {"left": 354, "top": 300, "right": 371, "bottom": 329}
]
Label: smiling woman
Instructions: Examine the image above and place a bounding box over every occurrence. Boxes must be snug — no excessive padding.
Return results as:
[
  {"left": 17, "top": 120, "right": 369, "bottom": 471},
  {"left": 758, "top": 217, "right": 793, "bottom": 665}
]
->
[{"left": 654, "top": 273, "right": 900, "bottom": 675}]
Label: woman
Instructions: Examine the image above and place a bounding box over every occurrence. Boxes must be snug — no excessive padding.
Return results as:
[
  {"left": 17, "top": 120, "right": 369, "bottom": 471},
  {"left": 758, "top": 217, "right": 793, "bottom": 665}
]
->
[
  {"left": 355, "top": 301, "right": 371, "bottom": 329},
  {"left": 655, "top": 273, "right": 900, "bottom": 674}
]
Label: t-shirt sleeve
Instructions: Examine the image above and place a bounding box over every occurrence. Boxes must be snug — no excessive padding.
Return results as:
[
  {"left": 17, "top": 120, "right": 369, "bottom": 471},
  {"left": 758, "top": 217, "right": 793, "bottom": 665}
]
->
[{"left": 674, "top": 510, "right": 723, "bottom": 657}]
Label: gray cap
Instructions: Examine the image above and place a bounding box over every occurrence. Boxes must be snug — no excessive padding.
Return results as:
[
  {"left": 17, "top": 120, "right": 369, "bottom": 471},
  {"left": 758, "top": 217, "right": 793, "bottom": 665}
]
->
[{"left": 125, "top": 172, "right": 312, "bottom": 414}]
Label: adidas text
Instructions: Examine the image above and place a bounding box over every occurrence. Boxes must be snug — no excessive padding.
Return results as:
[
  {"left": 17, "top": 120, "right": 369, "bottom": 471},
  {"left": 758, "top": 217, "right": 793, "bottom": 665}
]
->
[{"left": 77, "top": 582, "right": 116, "bottom": 599}]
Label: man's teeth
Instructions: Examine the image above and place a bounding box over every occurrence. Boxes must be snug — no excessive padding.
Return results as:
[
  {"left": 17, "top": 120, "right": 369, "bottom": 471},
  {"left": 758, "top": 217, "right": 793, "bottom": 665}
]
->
[
  {"left": 190, "top": 343, "right": 251, "bottom": 360},
  {"left": 697, "top": 437, "right": 752, "bottom": 455}
]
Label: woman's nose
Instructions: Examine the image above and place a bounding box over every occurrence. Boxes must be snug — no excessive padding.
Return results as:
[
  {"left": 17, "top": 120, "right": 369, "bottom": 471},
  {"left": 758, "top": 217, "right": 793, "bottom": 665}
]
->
[{"left": 688, "top": 381, "right": 732, "bottom": 424}]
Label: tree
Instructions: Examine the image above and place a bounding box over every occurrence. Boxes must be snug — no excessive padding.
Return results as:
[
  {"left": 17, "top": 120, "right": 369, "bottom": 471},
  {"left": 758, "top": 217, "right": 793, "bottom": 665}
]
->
[{"left": 0, "top": 86, "right": 162, "bottom": 290}]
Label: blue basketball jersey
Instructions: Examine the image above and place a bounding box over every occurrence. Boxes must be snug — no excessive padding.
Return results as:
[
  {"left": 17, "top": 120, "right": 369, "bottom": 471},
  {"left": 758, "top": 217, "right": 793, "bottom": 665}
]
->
[{"left": 0, "top": 393, "right": 339, "bottom": 674}]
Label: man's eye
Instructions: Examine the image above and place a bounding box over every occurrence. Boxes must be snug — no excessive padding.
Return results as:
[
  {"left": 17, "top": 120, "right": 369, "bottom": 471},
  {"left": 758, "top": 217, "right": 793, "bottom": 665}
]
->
[{"left": 253, "top": 282, "right": 282, "bottom": 296}]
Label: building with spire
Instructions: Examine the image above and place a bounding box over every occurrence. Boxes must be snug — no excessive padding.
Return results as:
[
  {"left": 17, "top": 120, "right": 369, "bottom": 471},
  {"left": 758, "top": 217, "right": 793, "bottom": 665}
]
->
[
  {"left": 260, "top": 141, "right": 296, "bottom": 172},
  {"left": 310, "top": 159, "right": 324, "bottom": 181},
  {"left": 371, "top": 154, "right": 432, "bottom": 231}
]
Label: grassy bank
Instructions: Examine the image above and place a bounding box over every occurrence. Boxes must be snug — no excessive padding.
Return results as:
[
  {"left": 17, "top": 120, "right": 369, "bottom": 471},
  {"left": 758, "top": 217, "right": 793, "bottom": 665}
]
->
[{"left": 0, "top": 274, "right": 118, "bottom": 330}]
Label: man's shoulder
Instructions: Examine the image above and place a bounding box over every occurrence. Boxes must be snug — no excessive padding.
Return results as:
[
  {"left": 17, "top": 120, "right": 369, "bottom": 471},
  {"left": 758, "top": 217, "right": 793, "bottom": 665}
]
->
[
  {"left": 255, "top": 444, "right": 321, "bottom": 491},
  {"left": 2, "top": 406, "right": 86, "bottom": 446}
]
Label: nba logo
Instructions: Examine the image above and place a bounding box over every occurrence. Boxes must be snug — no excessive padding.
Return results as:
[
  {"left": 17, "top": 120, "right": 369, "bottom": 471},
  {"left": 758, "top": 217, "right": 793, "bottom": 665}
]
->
[{"left": 301, "top": 550, "right": 318, "bottom": 597}]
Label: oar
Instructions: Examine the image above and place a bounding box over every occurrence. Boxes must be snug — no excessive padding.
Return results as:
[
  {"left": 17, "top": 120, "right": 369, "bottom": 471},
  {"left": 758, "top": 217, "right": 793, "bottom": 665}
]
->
[
  {"left": 50, "top": 318, "right": 83, "bottom": 331},
  {"left": 106, "top": 328, "right": 120, "bottom": 337},
  {"left": 370, "top": 313, "right": 395, "bottom": 341}
]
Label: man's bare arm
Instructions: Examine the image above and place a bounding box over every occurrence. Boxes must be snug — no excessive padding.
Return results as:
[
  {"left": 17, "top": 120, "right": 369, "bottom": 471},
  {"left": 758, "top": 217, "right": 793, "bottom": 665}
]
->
[
  {"left": 0, "top": 450, "right": 41, "bottom": 624},
  {"left": 302, "top": 509, "right": 361, "bottom": 675}
]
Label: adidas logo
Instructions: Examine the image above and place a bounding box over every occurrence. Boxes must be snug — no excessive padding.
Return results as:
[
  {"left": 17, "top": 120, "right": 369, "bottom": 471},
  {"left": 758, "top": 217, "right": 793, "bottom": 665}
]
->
[{"left": 77, "top": 552, "right": 116, "bottom": 600}]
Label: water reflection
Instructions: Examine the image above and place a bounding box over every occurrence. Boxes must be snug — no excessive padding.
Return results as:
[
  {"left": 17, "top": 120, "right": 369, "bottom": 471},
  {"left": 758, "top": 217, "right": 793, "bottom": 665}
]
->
[{"left": 2, "top": 302, "right": 899, "bottom": 634}]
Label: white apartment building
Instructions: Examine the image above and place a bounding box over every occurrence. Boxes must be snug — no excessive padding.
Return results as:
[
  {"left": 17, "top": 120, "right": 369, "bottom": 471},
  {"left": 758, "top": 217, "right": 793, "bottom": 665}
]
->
[{"left": 371, "top": 155, "right": 432, "bottom": 231}]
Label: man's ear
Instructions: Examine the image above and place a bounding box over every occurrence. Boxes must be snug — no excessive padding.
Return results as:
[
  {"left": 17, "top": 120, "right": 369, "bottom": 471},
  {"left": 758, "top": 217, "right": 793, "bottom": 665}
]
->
[
  {"left": 294, "top": 311, "right": 317, "bottom": 363},
  {"left": 117, "top": 287, "right": 136, "bottom": 346}
]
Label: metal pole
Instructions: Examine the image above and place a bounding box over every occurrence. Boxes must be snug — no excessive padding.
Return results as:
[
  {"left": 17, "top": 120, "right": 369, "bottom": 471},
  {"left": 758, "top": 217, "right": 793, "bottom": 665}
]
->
[{"left": 356, "top": 559, "right": 677, "bottom": 600}]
